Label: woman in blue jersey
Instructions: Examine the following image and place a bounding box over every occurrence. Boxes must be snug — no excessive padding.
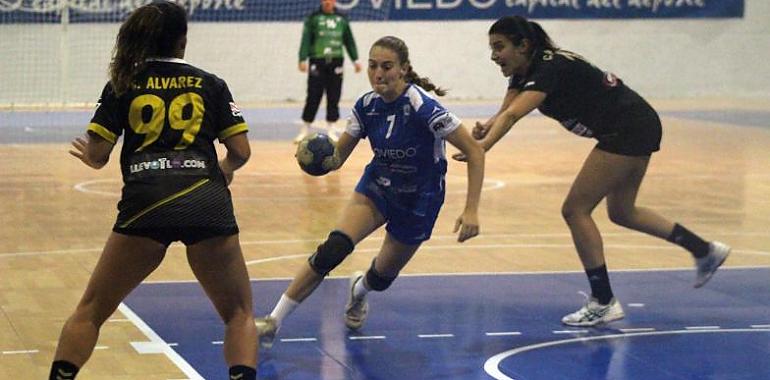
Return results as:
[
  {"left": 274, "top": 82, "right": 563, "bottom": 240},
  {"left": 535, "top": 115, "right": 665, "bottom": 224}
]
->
[
  {"left": 49, "top": 3, "right": 258, "bottom": 379},
  {"left": 457, "top": 15, "right": 730, "bottom": 327},
  {"left": 256, "top": 36, "right": 485, "bottom": 346}
]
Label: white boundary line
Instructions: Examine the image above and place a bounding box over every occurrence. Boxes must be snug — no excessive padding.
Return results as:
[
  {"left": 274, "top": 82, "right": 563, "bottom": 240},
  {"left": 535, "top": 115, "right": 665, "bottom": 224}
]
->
[
  {"left": 3, "top": 231, "right": 770, "bottom": 259},
  {"left": 4, "top": 230, "right": 770, "bottom": 260},
  {"left": 71, "top": 175, "right": 507, "bottom": 198},
  {"left": 117, "top": 303, "right": 204, "bottom": 380},
  {"left": 484, "top": 328, "right": 770, "bottom": 380},
  {"left": 134, "top": 264, "right": 770, "bottom": 284}
]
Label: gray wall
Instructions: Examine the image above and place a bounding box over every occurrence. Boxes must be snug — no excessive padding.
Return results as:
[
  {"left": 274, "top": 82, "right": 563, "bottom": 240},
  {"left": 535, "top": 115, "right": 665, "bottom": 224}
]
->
[{"left": 1, "top": 0, "right": 768, "bottom": 107}]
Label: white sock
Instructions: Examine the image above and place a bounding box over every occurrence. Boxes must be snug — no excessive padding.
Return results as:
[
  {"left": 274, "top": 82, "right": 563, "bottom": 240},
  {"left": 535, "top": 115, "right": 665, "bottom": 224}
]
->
[
  {"left": 352, "top": 276, "right": 369, "bottom": 300},
  {"left": 270, "top": 294, "right": 299, "bottom": 326}
]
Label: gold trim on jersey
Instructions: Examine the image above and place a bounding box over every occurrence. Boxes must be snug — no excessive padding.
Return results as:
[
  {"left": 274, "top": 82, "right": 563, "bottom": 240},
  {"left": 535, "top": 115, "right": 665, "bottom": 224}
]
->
[
  {"left": 119, "top": 178, "right": 210, "bottom": 228},
  {"left": 87, "top": 123, "right": 118, "bottom": 144},
  {"left": 219, "top": 123, "right": 248, "bottom": 140}
]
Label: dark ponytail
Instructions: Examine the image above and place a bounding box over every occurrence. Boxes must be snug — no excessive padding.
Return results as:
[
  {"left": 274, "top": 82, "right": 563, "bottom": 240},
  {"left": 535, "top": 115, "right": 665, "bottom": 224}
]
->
[
  {"left": 489, "top": 16, "right": 557, "bottom": 52},
  {"left": 372, "top": 36, "right": 447, "bottom": 97},
  {"left": 109, "top": 1, "right": 188, "bottom": 96}
]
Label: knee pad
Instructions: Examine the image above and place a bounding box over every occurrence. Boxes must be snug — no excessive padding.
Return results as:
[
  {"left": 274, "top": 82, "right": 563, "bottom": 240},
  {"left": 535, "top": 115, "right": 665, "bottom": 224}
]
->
[
  {"left": 365, "top": 260, "right": 397, "bottom": 291},
  {"left": 308, "top": 230, "right": 354, "bottom": 276}
]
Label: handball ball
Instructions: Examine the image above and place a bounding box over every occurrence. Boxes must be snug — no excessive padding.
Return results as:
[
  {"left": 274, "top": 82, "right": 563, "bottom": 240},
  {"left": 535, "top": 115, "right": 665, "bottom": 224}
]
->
[{"left": 296, "top": 133, "right": 335, "bottom": 176}]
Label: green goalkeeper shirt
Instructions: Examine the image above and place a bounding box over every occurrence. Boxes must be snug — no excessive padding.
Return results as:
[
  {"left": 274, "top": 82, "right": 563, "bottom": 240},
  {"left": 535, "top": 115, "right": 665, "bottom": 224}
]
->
[{"left": 299, "top": 10, "right": 359, "bottom": 62}]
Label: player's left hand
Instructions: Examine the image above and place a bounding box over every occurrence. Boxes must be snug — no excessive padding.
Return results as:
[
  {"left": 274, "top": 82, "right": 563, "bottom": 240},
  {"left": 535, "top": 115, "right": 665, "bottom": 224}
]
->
[
  {"left": 69, "top": 136, "right": 102, "bottom": 169},
  {"left": 454, "top": 211, "right": 480, "bottom": 242}
]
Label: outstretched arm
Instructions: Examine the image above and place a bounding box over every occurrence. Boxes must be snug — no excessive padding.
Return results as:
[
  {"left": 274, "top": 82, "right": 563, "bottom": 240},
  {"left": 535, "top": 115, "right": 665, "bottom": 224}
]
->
[
  {"left": 474, "top": 88, "right": 519, "bottom": 139},
  {"left": 478, "top": 90, "right": 546, "bottom": 152},
  {"left": 445, "top": 124, "right": 485, "bottom": 242}
]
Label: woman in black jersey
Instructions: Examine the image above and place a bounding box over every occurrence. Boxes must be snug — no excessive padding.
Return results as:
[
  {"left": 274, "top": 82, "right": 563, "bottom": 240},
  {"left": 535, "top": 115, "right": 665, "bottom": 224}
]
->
[
  {"left": 456, "top": 15, "right": 731, "bottom": 327},
  {"left": 49, "top": 2, "right": 258, "bottom": 379}
]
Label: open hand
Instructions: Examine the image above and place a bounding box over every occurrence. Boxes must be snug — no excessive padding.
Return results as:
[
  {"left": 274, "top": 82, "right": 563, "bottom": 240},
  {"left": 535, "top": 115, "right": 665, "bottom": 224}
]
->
[{"left": 68, "top": 136, "right": 102, "bottom": 169}]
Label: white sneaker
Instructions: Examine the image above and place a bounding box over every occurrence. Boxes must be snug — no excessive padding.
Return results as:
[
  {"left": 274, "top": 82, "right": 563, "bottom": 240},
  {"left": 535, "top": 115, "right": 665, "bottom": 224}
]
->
[
  {"left": 255, "top": 316, "right": 278, "bottom": 349},
  {"left": 326, "top": 128, "right": 339, "bottom": 142},
  {"left": 561, "top": 297, "right": 625, "bottom": 327},
  {"left": 694, "top": 241, "right": 731, "bottom": 288},
  {"left": 293, "top": 125, "right": 310, "bottom": 144},
  {"left": 344, "top": 271, "right": 368, "bottom": 330}
]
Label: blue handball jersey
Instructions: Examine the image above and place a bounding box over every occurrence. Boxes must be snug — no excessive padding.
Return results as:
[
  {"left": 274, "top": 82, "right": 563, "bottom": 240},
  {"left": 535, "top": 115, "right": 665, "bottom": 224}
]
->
[{"left": 347, "top": 84, "right": 461, "bottom": 195}]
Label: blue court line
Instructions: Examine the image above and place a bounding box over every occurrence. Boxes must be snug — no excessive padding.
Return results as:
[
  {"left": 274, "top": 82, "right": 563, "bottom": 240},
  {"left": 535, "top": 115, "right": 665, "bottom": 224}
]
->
[
  {"left": 2, "top": 107, "right": 768, "bottom": 144},
  {"left": 123, "top": 267, "right": 770, "bottom": 380}
]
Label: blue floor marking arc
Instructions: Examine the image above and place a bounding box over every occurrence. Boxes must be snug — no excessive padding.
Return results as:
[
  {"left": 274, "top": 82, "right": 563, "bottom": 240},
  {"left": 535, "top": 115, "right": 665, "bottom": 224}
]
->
[{"left": 123, "top": 267, "right": 770, "bottom": 380}]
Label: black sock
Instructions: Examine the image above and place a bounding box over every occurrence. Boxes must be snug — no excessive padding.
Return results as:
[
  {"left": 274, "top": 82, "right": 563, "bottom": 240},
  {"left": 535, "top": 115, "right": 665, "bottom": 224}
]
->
[
  {"left": 49, "top": 360, "right": 79, "bottom": 380},
  {"left": 229, "top": 365, "right": 257, "bottom": 380},
  {"left": 586, "top": 265, "right": 614, "bottom": 305},
  {"left": 667, "top": 223, "right": 710, "bottom": 258}
]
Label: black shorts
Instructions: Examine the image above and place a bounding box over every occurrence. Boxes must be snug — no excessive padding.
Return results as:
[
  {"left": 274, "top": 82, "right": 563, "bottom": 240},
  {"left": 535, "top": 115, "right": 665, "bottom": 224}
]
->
[
  {"left": 113, "top": 177, "right": 239, "bottom": 246},
  {"left": 595, "top": 90, "right": 662, "bottom": 157},
  {"left": 113, "top": 226, "right": 239, "bottom": 246}
]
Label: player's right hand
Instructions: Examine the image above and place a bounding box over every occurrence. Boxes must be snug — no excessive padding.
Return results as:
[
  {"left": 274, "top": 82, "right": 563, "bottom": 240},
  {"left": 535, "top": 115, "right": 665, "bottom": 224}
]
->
[
  {"left": 451, "top": 152, "right": 467, "bottom": 162},
  {"left": 454, "top": 210, "right": 480, "bottom": 243}
]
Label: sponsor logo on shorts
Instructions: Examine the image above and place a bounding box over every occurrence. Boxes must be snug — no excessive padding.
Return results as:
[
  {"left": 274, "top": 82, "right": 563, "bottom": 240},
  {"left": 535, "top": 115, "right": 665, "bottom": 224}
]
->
[{"left": 561, "top": 119, "right": 594, "bottom": 138}]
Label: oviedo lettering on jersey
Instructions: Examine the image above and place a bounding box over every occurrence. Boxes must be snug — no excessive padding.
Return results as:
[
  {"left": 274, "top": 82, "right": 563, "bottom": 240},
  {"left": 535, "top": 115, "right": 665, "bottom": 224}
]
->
[{"left": 373, "top": 147, "right": 418, "bottom": 160}]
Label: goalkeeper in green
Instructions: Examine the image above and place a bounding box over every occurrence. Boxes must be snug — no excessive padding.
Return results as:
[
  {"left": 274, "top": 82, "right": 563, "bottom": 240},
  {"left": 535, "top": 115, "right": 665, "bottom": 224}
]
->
[{"left": 296, "top": 0, "right": 361, "bottom": 143}]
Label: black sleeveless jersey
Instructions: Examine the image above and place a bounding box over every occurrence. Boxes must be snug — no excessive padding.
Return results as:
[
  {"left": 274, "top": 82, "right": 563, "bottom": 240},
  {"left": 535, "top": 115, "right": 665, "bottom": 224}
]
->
[
  {"left": 87, "top": 58, "right": 247, "bottom": 229},
  {"left": 508, "top": 49, "right": 649, "bottom": 139}
]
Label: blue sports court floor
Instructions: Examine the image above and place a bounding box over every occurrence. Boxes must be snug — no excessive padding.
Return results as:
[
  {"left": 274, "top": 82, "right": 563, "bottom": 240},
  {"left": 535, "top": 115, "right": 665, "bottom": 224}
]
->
[{"left": 123, "top": 267, "right": 770, "bottom": 380}]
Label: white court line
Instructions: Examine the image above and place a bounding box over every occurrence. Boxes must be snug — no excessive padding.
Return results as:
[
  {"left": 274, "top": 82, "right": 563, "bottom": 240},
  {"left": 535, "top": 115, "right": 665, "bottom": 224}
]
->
[
  {"left": 685, "top": 326, "right": 721, "bottom": 330},
  {"left": 244, "top": 243, "right": 770, "bottom": 266},
  {"left": 349, "top": 336, "right": 386, "bottom": 340},
  {"left": 418, "top": 334, "right": 454, "bottom": 338},
  {"left": 118, "top": 303, "right": 204, "bottom": 380},
  {"left": 619, "top": 328, "right": 656, "bottom": 333},
  {"left": 4, "top": 231, "right": 770, "bottom": 259},
  {"left": 280, "top": 338, "right": 317, "bottom": 343},
  {"left": 486, "top": 332, "right": 522, "bottom": 337},
  {"left": 751, "top": 324, "right": 770, "bottom": 328},
  {"left": 484, "top": 328, "right": 770, "bottom": 380},
  {"left": 72, "top": 176, "right": 507, "bottom": 198},
  {"left": 141, "top": 264, "right": 770, "bottom": 284},
  {"left": 2, "top": 349, "right": 39, "bottom": 355},
  {"left": 552, "top": 330, "right": 588, "bottom": 334}
]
